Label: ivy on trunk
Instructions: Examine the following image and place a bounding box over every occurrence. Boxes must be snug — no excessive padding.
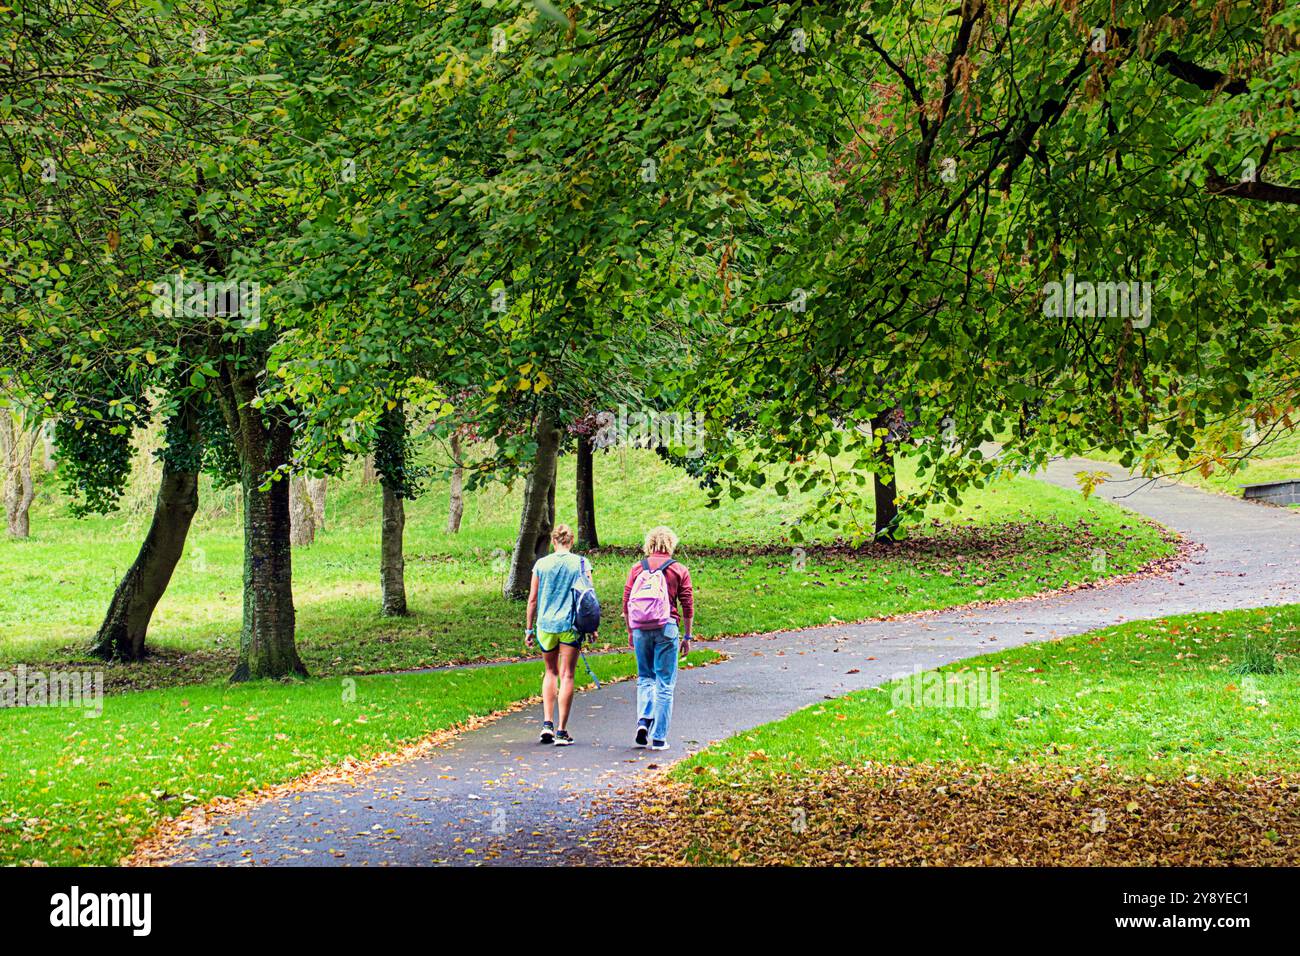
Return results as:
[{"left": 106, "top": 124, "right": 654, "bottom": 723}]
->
[
  {"left": 374, "top": 401, "right": 415, "bottom": 617},
  {"left": 219, "top": 366, "right": 306, "bottom": 682},
  {"left": 91, "top": 402, "right": 201, "bottom": 661}
]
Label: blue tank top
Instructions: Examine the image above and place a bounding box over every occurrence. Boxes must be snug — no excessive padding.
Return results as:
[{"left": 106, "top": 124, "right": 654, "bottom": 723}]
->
[{"left": 533, "top": 552, "right": 588, "bottom": 633}]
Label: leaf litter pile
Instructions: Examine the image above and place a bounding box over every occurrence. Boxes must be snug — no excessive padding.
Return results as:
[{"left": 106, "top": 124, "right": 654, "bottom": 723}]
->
[
  {"left": 590, "top": 516, "right": 1169, "bottom": 565},
  {"left": 588, "top": 763, "right": 1300, "bottom": 866}
]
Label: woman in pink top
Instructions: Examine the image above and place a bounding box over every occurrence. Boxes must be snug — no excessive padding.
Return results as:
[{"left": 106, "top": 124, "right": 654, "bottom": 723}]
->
[{"left": 622, "top": 526, "right": 694, "bottom": 750}]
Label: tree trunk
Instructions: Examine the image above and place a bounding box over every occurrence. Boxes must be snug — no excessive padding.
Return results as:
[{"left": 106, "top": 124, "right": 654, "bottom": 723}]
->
[
  {"left": 0, "top": 410, "right": 38, "bottom": 539},
  {"left": 504, "top": 408, "right": 561, "bottom": 600},
  {"left": 381, "top": 479, "right": 408, "bottom": 616},
  {"left": 289, "top": 475, "right": 316, "bottom": 547},
  {"left": 91, "top": 407, "right": 200, "bottom": 661},
  {"left": 361, "top": 454, "right": 378, "bottom": 485},
  {"left": 5, "top": 453, "right": 34, "bottom": 538},
  {"left": 871, "top": 410, "right": 900, "bottom": 539},
  {"left": 575, "top": 433, "right": 598, "bottom": 550},
  {"left": 447, "top": 432, "right": 464, "bottom": 534},
  {"left": 873, "top": 471, "right": 900, "bottom": 538},
  {"left": 221, "top": 371, "right": 305, "bottom": 682},
  {"left": 307, "top": 476, "right": 327, "bottom": 531},
  {"left": 540, "top": 463, "right": 556, "bottom": 562}
]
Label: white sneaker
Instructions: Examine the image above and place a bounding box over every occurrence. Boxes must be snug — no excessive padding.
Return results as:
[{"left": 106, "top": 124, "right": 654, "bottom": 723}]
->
[{"left": 650, "top": 740, "right": 669, "bottom": 751}]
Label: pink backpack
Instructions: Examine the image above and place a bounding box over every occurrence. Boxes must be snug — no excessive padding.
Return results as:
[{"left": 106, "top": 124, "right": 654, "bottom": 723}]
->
[{"left": 627, "top": 558, "right": 675, "bottom": 629}]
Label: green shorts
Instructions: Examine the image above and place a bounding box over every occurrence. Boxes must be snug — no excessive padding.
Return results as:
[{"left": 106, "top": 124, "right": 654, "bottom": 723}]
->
[{"left": 537, "top": 629, "right": 583, "bottom": 652}]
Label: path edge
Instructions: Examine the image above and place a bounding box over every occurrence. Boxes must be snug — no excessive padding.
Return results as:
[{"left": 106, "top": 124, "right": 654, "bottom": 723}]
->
[{"left": 124, "top": 657, "right": 727, "bottom": 868}]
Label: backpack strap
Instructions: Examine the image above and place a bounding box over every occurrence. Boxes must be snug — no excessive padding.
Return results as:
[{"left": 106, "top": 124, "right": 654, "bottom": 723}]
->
[
  {"left": 657, "top": 558, "right": 675, "bottom": 574},
  {"left": 641, "top": 558, "right": 650, "bottom": 573}
]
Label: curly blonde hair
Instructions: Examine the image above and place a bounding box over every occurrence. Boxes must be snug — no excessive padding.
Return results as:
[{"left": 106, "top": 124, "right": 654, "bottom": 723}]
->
[{"left": 643, "top": 526, "right": 679, "bottom": 556}]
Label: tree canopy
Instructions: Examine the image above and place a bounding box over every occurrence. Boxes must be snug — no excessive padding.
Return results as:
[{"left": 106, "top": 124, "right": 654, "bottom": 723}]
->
[{"left": 2, "top": 0, "right": 1295, "bottom": 673}]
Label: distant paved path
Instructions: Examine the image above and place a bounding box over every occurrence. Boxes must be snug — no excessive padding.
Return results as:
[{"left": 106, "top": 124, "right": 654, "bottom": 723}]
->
[{"left": 169, "top": 458, "right": 1300, "bottom": 866}]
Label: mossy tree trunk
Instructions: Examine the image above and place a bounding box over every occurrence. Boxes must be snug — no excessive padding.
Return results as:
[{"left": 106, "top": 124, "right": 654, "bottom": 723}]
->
[
  {"left": 380, "top": 480, "right": 407, "bottom": 616},
  {"left": 289, "top": 475, "right": 316, "bottom": 547},
  {"left": 219, "top": 367, "right": 306, "bottom": 682},
  {"left": 376, "top": 402, "right": 409, "bottom": 616},
  {"left": 307, "top": 476, "right": 327, "bottom": 530},
  {"left": 91, "top": 402, "right": 201, "bottom": 661},
  {"left": 504, "top": 408, "right": 560, "bottom": 600},
  {"left": 447, "top": 432, "right": 464, "bottom": 534},
  {"left": 0, "top": 407, "right": 38, "bottom": 538}
]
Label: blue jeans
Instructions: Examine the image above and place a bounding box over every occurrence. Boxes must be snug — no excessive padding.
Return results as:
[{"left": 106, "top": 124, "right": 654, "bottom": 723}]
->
[{"left": 633, "top": 621, "right": 680, "bottom": 742}]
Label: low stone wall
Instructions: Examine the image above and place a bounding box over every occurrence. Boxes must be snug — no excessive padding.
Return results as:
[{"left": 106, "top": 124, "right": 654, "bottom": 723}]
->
[{"left": 1242, "top": 479, "right": 1300, "bottom": 506}]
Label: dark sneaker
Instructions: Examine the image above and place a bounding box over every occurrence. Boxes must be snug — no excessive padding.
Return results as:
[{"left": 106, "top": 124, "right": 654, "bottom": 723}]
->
[
  {"left": 539, "top": 722, "right": 555, "bottom": 745},
  {"left": 635, "top": 722, "right": 650, "bottom": 747},
  {"left": 651, "top": 740, "right": 669, "bottom": 751},
  {"left": 555, "top": 729, "right": 574, "bottom": 747}
]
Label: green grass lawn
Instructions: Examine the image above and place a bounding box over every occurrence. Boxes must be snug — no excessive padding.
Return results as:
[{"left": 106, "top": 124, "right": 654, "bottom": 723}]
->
[
  {"left": 0, "top": 448, "right": 1173, "bottom": 690},
  {"left": 0, "top": 648, "right": 719, "bottom": 866},
  {"left": 0, "top": 440, "right": 1178, "bottom": 867},
  {"left": 679, "top": 604, "right": 1300, "bottom": 785}
]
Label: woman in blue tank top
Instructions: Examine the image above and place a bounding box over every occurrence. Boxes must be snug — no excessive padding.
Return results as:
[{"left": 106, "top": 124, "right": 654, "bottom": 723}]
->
[{"left": 524, "top": 524, "right": 595, "bottom": 745}]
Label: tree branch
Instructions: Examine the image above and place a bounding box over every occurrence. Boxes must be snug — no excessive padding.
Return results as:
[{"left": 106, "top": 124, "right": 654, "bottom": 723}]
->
[
  {"left": 1206, "top": 172, "right": 1300, "bottom": 206},
  {"left": 1112, "top": 28, "right": 1251, "bottom": 96},
  {"left": 1151, "top": 50, "right": 1249, "bottom": 96}
]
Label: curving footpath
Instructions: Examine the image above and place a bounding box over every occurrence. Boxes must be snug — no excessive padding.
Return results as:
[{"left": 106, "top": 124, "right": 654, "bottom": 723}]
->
[{"left": 165, "top": 457, "right": 1300, "bottom": 866}]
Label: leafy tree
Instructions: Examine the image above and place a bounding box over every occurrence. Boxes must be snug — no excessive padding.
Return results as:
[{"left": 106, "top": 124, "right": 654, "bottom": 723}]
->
[
  {"left": 3, "top": 1, "right": 322, "bottom": 674},
  {"left": 680, "top": 0, "right": 1299, "bottom": 537}
]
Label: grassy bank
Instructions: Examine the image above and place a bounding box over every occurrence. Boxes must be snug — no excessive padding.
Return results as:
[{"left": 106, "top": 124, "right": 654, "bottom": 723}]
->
[
  {"left": 681, "top": 605, "right": 1300, "bottom": 781},
  {"left": 591, "top": 606, "right": 1300, "bottom": 865},
  {"left": 1, "top": 449, "right": 1173, "bottom": 691}
]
